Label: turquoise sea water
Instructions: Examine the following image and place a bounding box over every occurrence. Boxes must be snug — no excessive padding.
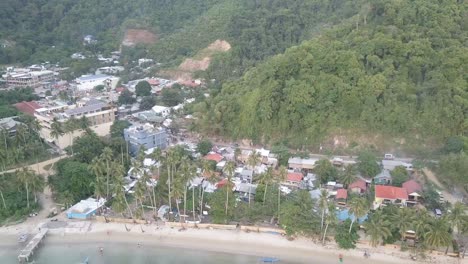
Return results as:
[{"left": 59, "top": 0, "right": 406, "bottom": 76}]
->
[{"left": 0, "top": 237, "right": 299, "bottom": 264}]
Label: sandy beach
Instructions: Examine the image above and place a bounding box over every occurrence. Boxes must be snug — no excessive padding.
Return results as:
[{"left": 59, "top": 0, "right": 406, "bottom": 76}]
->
[{"left": 0, "top": 220, "right": 461, "bottom": 264}]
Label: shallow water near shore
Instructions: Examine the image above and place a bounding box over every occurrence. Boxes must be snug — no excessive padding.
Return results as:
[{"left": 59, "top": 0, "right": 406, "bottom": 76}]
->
[{"left": 0, "top": 237, "right": 299, "bottom": 264}]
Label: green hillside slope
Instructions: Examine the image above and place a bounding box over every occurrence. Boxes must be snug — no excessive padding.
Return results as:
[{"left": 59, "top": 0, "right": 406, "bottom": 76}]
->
[{"left": 196, "top": 0, "right": 468, "bottom": 147}]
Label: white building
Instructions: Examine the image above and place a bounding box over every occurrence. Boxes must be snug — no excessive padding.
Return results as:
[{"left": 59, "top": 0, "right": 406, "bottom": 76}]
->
[
  {"left": 152, "top": 105, "right": 171, "bottom": 117},
  {"left": 75, "top": 74, "right": 120, "bottom": 91},
  {"left": 35, "top": 98, "right": 116, "bottom": 149},
  {"left": 2, "top": 68, "right": 55, "bottom": 88}
]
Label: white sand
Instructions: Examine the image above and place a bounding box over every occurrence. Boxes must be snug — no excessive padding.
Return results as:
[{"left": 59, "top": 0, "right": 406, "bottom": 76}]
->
[{"left": 0, "top": 221, "right": 460, "bottom": 264}]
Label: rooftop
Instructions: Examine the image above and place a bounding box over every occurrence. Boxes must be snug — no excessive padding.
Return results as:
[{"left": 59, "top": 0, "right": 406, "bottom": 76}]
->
[
  {"left": 65, "top": 102, "right": 106, "bottom": 116},
  {"left": 287, "top": 172, "right": 303, "bottom": 182},
  {"left": 375, "top": 185, "right": 408, "bottom": 200},
  {"left": 204, "top": 153, "right": 224, "bottom": 163},
  {"left": 402, "top": 180, "right": 422, "bottom": 195},
  {"left": 336, "top": 188, "right": 348, "bottom": 200},
  {"left": 14, "top": 101, "right": 42, "bottom": 116},
  {"left": 349, "top": 179, "right": 367, "bottom": 191},
  {"left": 67, "top": 198, "right": 106, "bottom": 215},
  {"left": 76, "top": 74, "right": 110, "bottom": 82}
]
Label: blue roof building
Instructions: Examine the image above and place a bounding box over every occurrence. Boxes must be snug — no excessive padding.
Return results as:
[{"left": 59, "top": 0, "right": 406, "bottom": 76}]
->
[{"left": 336, "top": 209, "right": 368, "bottom": 223}]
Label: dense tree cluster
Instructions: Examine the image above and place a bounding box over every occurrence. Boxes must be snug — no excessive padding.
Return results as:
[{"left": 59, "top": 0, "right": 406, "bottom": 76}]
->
[{"left": 196, "top": 0, "right": 467, "bottom": 148}]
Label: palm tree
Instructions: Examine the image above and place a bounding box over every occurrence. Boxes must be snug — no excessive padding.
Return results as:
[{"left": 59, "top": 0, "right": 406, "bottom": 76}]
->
[
  {"left": 200, "top": 159, "right": 213, "bottom": 214},
  {"left": 112, "top": 162, "right": 133, "bottom": 219},
  {"left": 50, "top": 118, "right": 64, "bottom": 145},
  {"left": 322, "top": 204, "right": 337, "bottom": 245},
  {"left": 424, "top": 218, "right": 452, "bottom": 251},
  {"left": 234, "top": 148, "right": 241, "bottom": 163},
  {"left": 340, "top": 164, "right": 357, "bottom": 188},
  {"left": 247, "top": 151, "right": 261, "bottom": 170},
  {"left": 0, "top": 175, "right": 7, "bottom": 209},
  {"left": 224, "top": 161, "right": 236, "bottom": 216},
  {"left": 172, "top": 178, "right": 185, "bottom": 223},
  {"left": 29, "top": 173, "right": 45, "bottom": 204},
  {"left": 318, "top": 189, "right": 328, "bottom": 231},
  {"left": 448, "top": 202, "right": 466, "bottom": 235},
  {"left": 258, "top": 167, "right": 274, "bottom": 206},
  {"left": 150, "top": 147, "right": 162, "bottom": 177},
  {"left": 17, "top": 167, "right": 34, "bottom": 208},
  {"left": 276, "top": 166, "right": 287, "bottom": 222},
  {"left": 179, "top": 157, "right": 194, "bottom": 217},
  {"left": 364, "top": 210, "right": 392, "bottom": 247},
  {"left": 15, "top": 124, "right": 28, "bottom": 146},
  {"left": 64, "top": 118, "right": 77, "bottom": 155},
  {"left": 391, "top": 207, "right": 416, "bottom": 240},
  {"left": 101, "top": 147, "right": 113, "bottom": 199},
  {"left": 414, "top": 210, "right": 431, "bottom": 241},
  {"left": 247, "top": 151, "right": 261, "bottom": 207},
  {"left": 348, "top": 197, "right": 368, "bottom": 233},
  {"left": 134, "top": 178, "right": 147, "bottom": 220},
  {"left": 89, "top": 157, "right": 106, "bottom": 211},
  {"left": 78, "top": 116, "right": 90, "bottom": 130}
]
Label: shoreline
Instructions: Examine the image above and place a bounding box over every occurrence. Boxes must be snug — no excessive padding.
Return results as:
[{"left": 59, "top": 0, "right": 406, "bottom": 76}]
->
[{"left": 0, "top": 221, "right": 460, "bottom": 264}]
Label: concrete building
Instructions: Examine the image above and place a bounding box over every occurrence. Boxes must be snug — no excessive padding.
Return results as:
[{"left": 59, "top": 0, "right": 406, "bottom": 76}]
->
[
  {"left": 152, "top": 105, "right": 171, "bottom": 117},
  {"left": 124, "top": 123, "right": 168, "bottom": 155},
  {"left": 74, "top": 74, "right": 119, "bottom": 91},
  {"left": 2, "top": 68, "right": 54, "bottom": 88},
  {"left": 35, "top": 98, "right": 116, "bottom": 149},
  {"left": 66, "top": 197, "right": 106, "bottom": 219}
]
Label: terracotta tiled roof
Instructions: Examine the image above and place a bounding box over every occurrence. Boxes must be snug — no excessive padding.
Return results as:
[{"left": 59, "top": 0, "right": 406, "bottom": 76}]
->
[
  {"left": 402, "top": 180, "right": 422, "bottom": 194},
  {"left": 204, "top": 153, "right": 224, "bottom": 163},
  {"left": 349, "top": 179, "right": 367, "bottom": 191},
  {"left": 14, "top": 101, "right": 41, "bottom": 116},
  {"left": 375, "top": 185, "right": 408, "bottom": 200},
  {"left": 336, "top": 188, "right": 348, "bottom": 199},
  {"left": 287, "top": 172, "right": 303, "bottom": 182}
]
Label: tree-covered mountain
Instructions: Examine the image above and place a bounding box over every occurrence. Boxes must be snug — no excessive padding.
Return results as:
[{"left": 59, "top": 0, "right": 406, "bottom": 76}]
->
[
  {"left": 195, "top": 0, "right": 467, "bottom": 148},
  {"left": 0, "top": 0, "right": 225, "bottom": 63},
  {"left": 0, "top": 0, "right": 364, "bottom": 70}
]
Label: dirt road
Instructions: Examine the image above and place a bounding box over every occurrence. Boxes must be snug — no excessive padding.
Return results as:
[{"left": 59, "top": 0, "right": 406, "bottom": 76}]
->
[
  {"left": 422, "top": 168, "right": 462, "bottom": 204},
  {"left": 0, "top": 155, "right": 65, "bottom": 175}
]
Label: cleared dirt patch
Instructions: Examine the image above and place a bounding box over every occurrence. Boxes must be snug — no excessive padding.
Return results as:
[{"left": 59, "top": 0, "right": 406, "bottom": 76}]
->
[
  {"left": 162, "top": 39, "right": 231, "bottom": 81},
  {"left": 122, "top": 29, "right": 158, "bottom": 47}
]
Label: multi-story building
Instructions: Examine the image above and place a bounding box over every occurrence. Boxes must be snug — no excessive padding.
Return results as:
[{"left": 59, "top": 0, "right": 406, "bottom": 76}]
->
[
  {"left": 74, "top": 74, "right": 119, "bottom": 91},
  {"left": 35, "top": 98, "right": 116, "bottom": 149},
  {"left": 124, "top": 123, "right": 168, "bottom": 155},
  {"left": 2, "top": 68, "right": 55, "bottom": 88}
]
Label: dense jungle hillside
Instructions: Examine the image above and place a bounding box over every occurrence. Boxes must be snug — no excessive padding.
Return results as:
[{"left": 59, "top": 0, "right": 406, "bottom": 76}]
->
[
  {"left": 195, "top": 0, "right": 468, "bottom": 148},
  {"left": 0, "top": 0, "right": 466, "bottom": 149}
]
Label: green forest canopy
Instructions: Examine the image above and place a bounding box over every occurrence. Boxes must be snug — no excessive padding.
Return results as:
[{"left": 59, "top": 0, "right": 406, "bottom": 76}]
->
[{"left": 195, "top": 0, "right": 468, "bottom": 147}]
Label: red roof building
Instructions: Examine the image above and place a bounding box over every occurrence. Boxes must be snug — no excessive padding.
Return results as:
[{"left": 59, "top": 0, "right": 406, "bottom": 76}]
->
[
  {"left": 402, "top": 180, "right": 422, "bottom": 195},
  {"left": 115, "top": 87, "right": 125, "bottom": 93},
  {"left": 336, "top": 189, "right": 348, "bottom": 200},
  {"left": 349, "top": 179, "right": 367, "bottom": 193},
  {"left": 14, "top": 101, "right": 41, "bottom": 116},
  {"left": 375, "top": 185, "right": 408, "bottom": 200},
  {"left": 287, "top": 172, "right": 303, "bottom": 182},
  {"left": 204, "top": 153, "right": 224, "bottom": 163}
]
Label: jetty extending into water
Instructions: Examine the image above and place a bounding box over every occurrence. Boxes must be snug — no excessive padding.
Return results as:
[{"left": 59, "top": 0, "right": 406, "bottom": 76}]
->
[{"left": 18, "top": 228, "right": 48, "bottom": 263}]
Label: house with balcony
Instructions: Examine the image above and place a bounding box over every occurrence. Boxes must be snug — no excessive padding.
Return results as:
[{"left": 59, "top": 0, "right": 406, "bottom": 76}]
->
[{"left": 373, "top": 185, "right": 408, "bottom": 209}]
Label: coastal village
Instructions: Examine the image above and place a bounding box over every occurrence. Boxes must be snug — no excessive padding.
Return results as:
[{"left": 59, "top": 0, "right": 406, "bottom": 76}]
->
[{"left": 0, "top": 36, "right": 467, "bottom": 264}]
